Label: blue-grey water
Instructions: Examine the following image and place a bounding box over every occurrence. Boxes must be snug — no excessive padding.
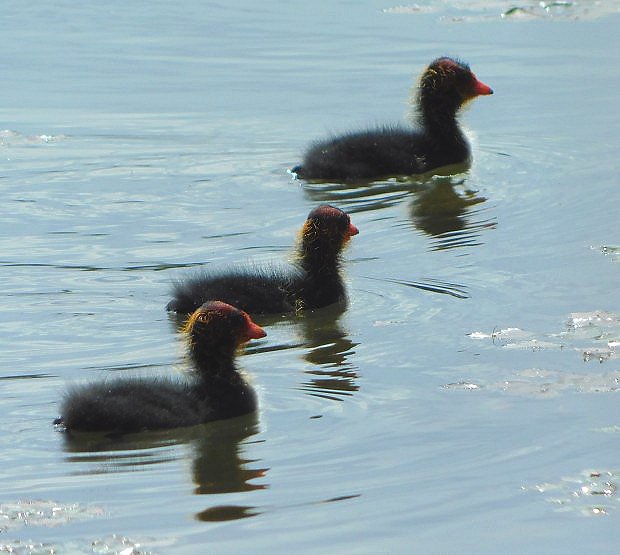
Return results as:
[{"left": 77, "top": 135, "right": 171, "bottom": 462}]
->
[{"left": 1, "top": 1, "right": 619, "bottom": 553}]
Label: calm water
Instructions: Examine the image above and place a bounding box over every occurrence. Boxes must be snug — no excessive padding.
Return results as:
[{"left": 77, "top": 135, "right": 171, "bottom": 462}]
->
[{"left": 1, "top": 1, "right": 619, "bottom": 553}]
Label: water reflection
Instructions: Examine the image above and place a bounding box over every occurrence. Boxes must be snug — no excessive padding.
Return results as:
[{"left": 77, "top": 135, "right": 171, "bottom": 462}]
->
[
  {"left": 296, "top": 305, "right": 360, "bottom": 401},
  {"left": 297, "top": 163, "right": 470, "bottom": 210},
  {"left": 409, "top": 177, "right": 496, "bottom": 250},
  {"left": 301, "top": 177, "right": 419, "bottom": 211},
  {"left": 60, "top": 413, "right": 265, "bottom": 521},
  {"left": 191, "top": 414, "right": 266, "bottom": 495},
  {"left": 196, "top": 504, "right": 259, "bottom": 522}
]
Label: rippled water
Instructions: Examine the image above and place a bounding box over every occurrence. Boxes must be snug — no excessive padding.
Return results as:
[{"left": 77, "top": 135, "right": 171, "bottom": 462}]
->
[{"left": 2, "top": 1, "right": 619, "bottom": 553}]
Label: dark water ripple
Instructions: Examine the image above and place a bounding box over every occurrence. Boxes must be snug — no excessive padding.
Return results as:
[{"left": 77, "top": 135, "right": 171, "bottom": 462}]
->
[{"left": 360, "top": 275, "right": 469, "bottom": 299}]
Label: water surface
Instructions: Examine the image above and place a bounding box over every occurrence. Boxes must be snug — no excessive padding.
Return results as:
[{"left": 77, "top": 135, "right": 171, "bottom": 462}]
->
[{"left": 1, "top": 1, "right": 619, "bottom": 553}]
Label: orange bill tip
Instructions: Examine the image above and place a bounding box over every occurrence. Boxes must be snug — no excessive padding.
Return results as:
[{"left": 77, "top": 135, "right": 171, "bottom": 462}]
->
[
  {"left": 244, "top": 314, "right": 267, "bottom": 340},
  {"left": 472, "top": 75, "right": 493, "bottom": 96}
]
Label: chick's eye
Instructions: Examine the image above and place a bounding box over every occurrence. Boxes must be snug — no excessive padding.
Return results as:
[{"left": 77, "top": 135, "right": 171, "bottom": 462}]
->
[{"left": 197, "top": 312, "right": 211, "bottom": 323}]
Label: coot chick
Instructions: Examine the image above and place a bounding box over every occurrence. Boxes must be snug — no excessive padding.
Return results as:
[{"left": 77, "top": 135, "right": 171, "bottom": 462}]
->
[
  {"left": 166, "top": 205, "right": 359, "bottom": 315},
  {"left": 55, "top": 301, "right": 266, "bottom": 433},
  {"left": 293, "top": 57, "right": 493, "bottom": 182}
]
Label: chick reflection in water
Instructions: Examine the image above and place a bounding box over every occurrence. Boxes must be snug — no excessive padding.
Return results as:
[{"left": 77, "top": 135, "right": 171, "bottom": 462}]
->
[
  {"left": 297, "top": 305, "right": 360, "bottom": 401},
  {"left": 192, "top": 413, "right": 268, "bottom": 522},
  {"left": 409, "top": 177, "right": 495, "bottom": 250},
  {"left": 60, "top": 413, "right": 267, "bottom": 522}
]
